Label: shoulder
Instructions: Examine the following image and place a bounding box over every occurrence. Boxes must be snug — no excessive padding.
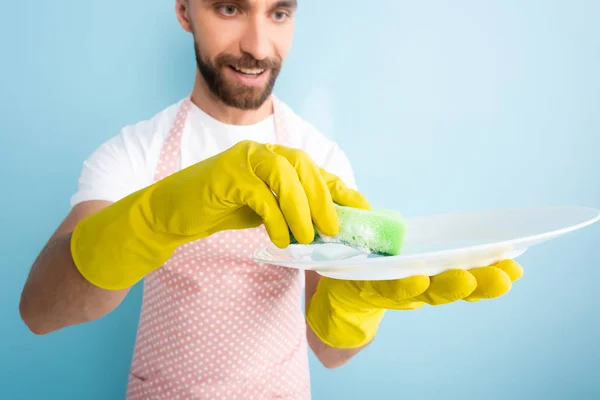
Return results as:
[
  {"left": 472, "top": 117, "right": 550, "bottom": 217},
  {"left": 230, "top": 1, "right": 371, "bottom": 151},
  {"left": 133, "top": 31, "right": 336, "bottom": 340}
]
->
[
  {"left": 105, "top": 99, "right": 183, "bottom": 165},
  {"left": 70, "top": 99, "right": 184, "bottom": 206},
  {"left": 276, "top": 98, "right": 358, "bottom": 190}
]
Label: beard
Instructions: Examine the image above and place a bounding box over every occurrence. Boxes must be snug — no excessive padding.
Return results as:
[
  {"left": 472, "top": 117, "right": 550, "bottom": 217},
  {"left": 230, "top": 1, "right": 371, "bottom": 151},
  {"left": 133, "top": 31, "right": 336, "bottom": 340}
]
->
[{"left": 194, "top": 42, "right": 282, "bottom": 110}]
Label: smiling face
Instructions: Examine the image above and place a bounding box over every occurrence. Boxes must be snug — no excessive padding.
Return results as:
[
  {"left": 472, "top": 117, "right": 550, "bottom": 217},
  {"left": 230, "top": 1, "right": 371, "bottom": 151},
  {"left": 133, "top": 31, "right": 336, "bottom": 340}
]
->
[{"left": 176, "top": 0, "right": 297, "bottom": 110}]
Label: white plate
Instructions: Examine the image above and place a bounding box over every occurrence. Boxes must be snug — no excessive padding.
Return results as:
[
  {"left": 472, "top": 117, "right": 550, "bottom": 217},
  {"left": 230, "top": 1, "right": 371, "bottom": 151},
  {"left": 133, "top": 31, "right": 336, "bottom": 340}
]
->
[{"left": 253, "top": 206, "right": 600, "bottom": 280}]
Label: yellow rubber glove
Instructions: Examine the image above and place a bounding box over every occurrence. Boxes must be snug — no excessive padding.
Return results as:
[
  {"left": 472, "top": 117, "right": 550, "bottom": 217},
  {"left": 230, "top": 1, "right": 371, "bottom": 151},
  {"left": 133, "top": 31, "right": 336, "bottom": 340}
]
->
[
  {"left": 306, "top": 260, "right": 524, "bottom": 348},
  {"left": 70, "top": 140, "right": 371, "bottom": 290}
]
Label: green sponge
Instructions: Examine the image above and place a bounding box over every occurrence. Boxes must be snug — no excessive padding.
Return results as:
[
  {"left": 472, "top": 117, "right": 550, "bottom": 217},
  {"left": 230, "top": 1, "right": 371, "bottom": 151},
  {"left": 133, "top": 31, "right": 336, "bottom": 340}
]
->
[{"left": 290, "top": 204, "right": 407, "bottom": 256}]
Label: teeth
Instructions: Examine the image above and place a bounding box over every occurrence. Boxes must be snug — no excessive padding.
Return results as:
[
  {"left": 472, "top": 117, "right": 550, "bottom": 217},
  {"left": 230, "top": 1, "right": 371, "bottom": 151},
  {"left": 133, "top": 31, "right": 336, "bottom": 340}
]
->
[{"left": 233, "top": 66, "right": 264, "bottom": 75}]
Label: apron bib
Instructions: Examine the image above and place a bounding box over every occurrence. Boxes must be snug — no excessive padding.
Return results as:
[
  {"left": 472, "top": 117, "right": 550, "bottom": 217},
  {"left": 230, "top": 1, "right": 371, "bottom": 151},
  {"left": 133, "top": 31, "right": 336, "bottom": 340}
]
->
[{"left": 126, "top": 96, "right": 311, "bottom": 400}]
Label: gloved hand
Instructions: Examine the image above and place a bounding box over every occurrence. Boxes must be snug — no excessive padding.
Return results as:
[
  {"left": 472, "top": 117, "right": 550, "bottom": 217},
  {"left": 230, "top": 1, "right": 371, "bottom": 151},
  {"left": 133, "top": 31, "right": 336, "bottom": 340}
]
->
[
  {"left": 70, "top": 140, "right": 371, "bottom": 290},
  {"left": 306, "top": 260, "right": 524, "bottom": 348}
]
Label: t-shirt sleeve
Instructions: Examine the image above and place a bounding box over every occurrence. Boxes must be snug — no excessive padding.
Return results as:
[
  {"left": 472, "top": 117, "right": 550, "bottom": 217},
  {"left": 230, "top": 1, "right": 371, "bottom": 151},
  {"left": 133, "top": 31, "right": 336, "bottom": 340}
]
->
[
  {"left": 70, "top": 131, "right": 146, "bottom": 207},
  {"left": 320, "top": 142, "right": 359, "bottom": 191},
  {"left": 288, "top": 113, "right": 360, "bottom": 191}
]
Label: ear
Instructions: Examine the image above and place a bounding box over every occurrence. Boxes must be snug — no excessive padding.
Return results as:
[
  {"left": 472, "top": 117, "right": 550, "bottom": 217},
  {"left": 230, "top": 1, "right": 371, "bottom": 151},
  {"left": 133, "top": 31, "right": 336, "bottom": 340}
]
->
[{"left": 175, "top": 0, "right": 192, "bottom": 33}]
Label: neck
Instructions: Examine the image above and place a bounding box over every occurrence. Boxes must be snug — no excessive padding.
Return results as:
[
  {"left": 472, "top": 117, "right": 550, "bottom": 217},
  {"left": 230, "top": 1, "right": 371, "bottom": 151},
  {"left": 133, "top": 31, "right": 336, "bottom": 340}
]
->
[{"left": 190, "top": 70, "right": 273, "bottom": 125}]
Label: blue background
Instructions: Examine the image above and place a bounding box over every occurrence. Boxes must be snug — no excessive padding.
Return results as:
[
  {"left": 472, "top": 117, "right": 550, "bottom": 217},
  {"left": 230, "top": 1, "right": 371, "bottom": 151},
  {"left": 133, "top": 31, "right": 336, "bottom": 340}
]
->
[{"left": 1, "top": 1, "right": 599, "bottom": 399}]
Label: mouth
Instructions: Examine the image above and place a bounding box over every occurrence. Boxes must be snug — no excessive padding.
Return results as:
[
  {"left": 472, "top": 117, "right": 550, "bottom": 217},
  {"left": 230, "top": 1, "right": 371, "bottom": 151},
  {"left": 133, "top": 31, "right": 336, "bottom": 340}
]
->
[
  {"left": 229, "top": 65, "right": 266, "bottom": 76},
  {"left": 226, "top": 65, "right": 269, "bottom": 87}
]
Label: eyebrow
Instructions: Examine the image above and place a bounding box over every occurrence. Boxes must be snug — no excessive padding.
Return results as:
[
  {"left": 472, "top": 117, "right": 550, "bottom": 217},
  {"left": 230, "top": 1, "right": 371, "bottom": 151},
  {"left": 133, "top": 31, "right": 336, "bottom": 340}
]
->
[
  {"left": 202, "top": 0, "right": 250, "bottom": 6},
  {"left": 202, "top": 0, "right": 297, "bottom": 9},
  {"left": 274, "top": 0, "right": 298, "bottom": 9}
]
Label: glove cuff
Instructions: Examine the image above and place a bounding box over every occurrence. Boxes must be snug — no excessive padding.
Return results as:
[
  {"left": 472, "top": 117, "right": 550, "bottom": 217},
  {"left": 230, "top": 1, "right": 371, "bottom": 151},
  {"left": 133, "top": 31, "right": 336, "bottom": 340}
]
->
[
  {"left": 70, "top": 186, "right": 183, "bottom": 290},
  {"left": 306, "top": 277, "right": 386, "bottom": 349}
]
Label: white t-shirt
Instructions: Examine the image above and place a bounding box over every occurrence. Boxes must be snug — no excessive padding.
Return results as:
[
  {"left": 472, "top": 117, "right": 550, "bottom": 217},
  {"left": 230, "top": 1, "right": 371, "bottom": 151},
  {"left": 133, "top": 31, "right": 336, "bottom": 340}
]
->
[{"left": 70, "top": 97, "right": 358, "bottom": 207}]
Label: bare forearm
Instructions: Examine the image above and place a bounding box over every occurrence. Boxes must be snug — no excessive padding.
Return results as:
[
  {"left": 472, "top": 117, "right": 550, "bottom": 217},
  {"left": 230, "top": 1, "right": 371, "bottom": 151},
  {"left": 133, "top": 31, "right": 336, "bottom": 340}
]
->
[
  {"left": 19, "top": 232, "right": 129, "bottom": 335},
  {"left": 304, "top": 270, "right": 369, "bottom": 368},
  {"left": 306, "top": 322, "right": 368, "bottom": 369}
]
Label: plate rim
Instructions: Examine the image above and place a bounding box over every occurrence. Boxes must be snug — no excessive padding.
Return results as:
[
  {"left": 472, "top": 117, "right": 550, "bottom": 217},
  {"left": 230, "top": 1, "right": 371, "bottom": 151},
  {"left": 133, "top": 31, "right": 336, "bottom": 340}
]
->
[{"left": 253, "top": 205, "right": 600, "bottom": 267}]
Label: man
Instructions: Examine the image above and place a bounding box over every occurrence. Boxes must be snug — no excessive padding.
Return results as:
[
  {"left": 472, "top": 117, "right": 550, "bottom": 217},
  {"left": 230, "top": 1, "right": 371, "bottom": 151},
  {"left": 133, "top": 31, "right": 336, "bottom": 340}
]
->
[{"left": 19, "top": 0, "right": 523, "bottom": 398}]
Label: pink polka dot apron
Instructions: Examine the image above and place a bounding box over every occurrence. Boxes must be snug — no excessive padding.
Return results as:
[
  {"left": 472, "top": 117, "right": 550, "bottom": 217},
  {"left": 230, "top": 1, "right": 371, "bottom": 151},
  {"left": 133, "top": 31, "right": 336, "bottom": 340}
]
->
[{"left": 126, "top": 96, "right": 311, "bottom": 399}]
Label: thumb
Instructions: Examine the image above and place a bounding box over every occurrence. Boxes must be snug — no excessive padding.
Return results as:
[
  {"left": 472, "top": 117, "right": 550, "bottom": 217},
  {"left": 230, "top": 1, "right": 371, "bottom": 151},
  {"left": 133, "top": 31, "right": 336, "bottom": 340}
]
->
[{"left": 320, "top": 169, "right": 371, "bottom": 210}]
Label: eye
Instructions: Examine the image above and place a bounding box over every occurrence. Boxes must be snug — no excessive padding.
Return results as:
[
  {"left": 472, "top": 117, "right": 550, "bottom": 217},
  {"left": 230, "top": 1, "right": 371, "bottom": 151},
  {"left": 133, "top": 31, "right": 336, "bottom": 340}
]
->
[
  {"left": 272, "top": 10, "right": 290, "bottom": 22},
  {"left": 217, "top": 4, "right": 239, "bottom": 17}
]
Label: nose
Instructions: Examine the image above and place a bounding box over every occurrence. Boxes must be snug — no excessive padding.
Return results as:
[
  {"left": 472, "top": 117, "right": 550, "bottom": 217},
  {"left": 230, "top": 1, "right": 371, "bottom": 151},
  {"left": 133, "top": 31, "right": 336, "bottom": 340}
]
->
[{"left": 239, "top": 16, "right": 271, "bottom": 61}]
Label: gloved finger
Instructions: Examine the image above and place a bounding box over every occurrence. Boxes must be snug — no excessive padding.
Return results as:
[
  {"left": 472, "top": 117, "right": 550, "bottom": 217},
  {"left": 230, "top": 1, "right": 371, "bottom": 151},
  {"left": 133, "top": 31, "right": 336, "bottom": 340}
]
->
[
  {"left": 270, "top": 145, "right": 340, "bottom": 237},
  {"left": 206, "top": 205, "right": 264, "bottom": 235},
  {"left": 242, "top": 184, "right": 292, "bottom": 248},
  {"left": 358, "top": 275, "right": 431, "bottom": 306},
  {"left": 491, "top": 259, "right": 524, "bottom": 281},
  {"left": 320, "top": 168, "right": 372, "bottom": 210},
  {"left": 415, "top": 269, "right": 477, "bottom": 305},
  {"left": 463, "top": 266, "right": 512, "bottom": 302},
  {"left": 248, "top": 147, "right": 314, "bottom": 246}
]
